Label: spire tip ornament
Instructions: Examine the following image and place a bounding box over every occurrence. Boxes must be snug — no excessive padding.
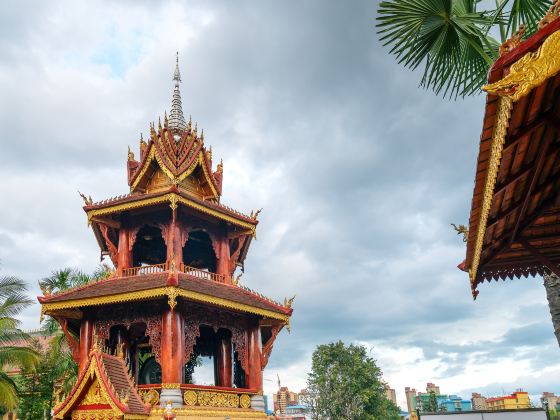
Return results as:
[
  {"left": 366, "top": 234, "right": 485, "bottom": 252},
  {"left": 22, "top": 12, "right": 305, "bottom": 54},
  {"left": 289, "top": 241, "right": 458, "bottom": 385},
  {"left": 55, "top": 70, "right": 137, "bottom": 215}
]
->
[{"left": 169, "top": 52, "right": 187, "bottom": 134}]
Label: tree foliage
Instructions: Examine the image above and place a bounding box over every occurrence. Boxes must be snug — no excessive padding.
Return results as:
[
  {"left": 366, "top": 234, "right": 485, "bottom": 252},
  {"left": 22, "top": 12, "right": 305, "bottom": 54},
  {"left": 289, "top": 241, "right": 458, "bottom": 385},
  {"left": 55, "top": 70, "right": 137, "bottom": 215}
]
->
[
  {"left": 0, "top": 276, "right": 40, "bottom": 411},
  {"left": 377, "top": 0, "right": 550, "bottom": 98},
  {"left": 302, "top": 341, "right": 401, "bottom": 420},
  {"left": 16, "top": 336, "right": 78, "bottom": 420},
  {"left": 14, "top": 266, "right": 110, "bottom": 417}
]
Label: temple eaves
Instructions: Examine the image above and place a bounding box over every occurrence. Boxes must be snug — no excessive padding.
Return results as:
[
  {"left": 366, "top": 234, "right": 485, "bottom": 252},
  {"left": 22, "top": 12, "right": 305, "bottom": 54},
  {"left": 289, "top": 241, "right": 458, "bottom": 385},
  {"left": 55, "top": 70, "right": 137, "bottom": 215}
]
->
[{"left": 168, "top": 51, "right": 187, "bottom": 135}]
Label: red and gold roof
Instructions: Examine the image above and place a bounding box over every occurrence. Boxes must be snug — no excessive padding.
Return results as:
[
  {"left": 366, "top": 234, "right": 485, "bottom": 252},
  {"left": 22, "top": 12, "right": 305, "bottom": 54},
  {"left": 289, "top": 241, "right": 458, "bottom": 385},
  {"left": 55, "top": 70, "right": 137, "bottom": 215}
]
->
[
  {"left": 53, "top": 345, "right": 150, "bottom": 419},
  {"left": 463, "top": 6, "right": 560, "bottom": 297},
  {"left": 39, "top": 272, "right": 293, "bottom": 325}
]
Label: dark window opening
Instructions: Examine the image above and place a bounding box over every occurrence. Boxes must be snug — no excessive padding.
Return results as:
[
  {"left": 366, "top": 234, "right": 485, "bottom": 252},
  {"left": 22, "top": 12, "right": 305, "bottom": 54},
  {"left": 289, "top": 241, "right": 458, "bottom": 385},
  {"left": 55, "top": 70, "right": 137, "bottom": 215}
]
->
[
  {"left": 132, "top": 225, "right": 166, "bottom": 266},
  {"left": 183, "top": 230, "right": 216, "bottom": 272}
]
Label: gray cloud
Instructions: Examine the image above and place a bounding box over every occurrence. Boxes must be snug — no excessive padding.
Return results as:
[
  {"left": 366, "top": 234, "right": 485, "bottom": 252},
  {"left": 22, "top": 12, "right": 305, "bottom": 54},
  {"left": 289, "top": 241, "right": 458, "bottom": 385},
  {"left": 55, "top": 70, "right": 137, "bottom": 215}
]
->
[{"left": 0, "top": 0, "right": 557, "bottom": 404}]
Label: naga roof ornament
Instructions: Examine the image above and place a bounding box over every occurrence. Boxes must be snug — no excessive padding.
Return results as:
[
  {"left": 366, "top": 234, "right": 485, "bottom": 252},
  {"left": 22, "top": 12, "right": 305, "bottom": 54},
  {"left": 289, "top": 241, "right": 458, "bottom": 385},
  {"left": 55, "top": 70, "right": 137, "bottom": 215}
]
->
[{"left": 169, "top": 51, "right": 187, "bottom": 135}]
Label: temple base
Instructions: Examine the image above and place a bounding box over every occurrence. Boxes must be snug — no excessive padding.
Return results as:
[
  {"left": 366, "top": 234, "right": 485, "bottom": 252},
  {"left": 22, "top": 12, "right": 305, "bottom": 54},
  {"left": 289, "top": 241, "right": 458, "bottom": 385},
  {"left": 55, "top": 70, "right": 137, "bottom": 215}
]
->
[
  {"left": 148, "top": 406, "right": 268, "bottom": 419},
  {"left": 160, "top": 388, "right": 183, "bottom": 407},
  {"left": 250, "top": 395, "right": 266, "bottom": 412}
]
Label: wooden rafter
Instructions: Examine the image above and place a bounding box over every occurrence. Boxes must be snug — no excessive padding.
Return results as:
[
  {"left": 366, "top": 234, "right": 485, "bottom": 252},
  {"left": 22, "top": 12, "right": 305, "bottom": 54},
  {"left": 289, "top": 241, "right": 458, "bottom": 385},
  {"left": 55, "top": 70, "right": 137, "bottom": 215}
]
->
[
  {"left": 517, "top": 237, "right": 560, "bottom": 278},
  {"left": 509, "top": 126, "right": 555, "bottom": 244}
]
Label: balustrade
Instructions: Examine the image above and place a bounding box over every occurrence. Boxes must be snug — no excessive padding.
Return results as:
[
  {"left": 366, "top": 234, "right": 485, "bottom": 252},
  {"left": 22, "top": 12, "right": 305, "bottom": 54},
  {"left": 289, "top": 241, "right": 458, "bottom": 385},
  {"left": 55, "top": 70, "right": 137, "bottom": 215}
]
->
[{"left": 121, "top": 263, "right": 226, "bottom": 283}]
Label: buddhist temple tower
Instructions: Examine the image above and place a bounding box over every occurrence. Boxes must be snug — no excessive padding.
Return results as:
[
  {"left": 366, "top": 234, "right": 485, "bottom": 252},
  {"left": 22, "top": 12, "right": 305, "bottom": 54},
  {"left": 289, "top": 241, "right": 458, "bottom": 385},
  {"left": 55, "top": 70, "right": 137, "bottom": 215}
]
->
[{"left": 39, "top": 55, "right": 293, "bottom": 420}]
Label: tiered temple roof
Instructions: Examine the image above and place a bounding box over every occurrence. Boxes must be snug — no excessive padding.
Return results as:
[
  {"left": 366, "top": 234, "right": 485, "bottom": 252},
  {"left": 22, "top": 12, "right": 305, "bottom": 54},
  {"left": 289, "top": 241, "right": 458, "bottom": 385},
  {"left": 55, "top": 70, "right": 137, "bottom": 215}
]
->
[{"left": 39, "top": 272, "right": 292, "bottom": 324}]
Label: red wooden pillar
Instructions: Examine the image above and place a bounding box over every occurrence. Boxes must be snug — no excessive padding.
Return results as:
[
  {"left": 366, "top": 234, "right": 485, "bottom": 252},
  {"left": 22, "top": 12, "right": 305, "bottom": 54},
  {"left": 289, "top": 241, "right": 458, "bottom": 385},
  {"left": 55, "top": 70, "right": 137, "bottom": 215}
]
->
[
  {"left": 117, "top": 227, "right": 131, "bottom": 277},
  {"left": 167, "top": 214, "right": 183, "bottom": 271},
  {"left": 216, "top": 335, "right": 232, "bottom": 387},
  {"left": 216, "top": 236, "right": 231, "bottom": 284},
  {"left": 78, "top": 317, "right": 93, "bottom": 374},
  {"left": 246, "top": 323, "right": 262, "bottom": 391},
  {"left": 160, "top": 308, "right": 185, "bottom": 384}
]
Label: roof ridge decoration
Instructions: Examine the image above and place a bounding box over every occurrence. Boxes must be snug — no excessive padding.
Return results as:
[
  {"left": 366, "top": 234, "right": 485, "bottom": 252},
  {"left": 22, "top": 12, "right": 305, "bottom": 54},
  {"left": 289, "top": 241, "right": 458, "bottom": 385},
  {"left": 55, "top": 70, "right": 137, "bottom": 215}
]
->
[{"left": 484, "top": 28, "right": 560, "bottom": 101}]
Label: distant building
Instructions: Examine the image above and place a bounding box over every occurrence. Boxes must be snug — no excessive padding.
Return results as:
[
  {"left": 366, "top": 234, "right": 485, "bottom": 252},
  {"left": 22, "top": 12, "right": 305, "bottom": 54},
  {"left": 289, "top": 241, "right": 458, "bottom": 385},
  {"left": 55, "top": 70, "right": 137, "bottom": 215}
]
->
[
  {"left": 276, "top": 405, "right": 310, "bottom": 420},
  {"left": 471, "top": 392, "right": 488, "bottom": 410},
  {"left": 541, "top": 392, "right": 560, "bottom": 410},
  {"left": 385, "top": 383, "right": 398, "bottom": 405},
  {"left": 405, "top": 387, "right": 418, "bottom": 413},
  {"left": 427, "top": 382, "right": 441, "bottom": 395},
  {"left": 274, "top": 386, "right": 299, "bottom": 414},
  {"left": 486, "top": 390, "right": 530, "bottom": 410},
  {"left": 439, "top": 395, "right": 472, "bottom": 412}
]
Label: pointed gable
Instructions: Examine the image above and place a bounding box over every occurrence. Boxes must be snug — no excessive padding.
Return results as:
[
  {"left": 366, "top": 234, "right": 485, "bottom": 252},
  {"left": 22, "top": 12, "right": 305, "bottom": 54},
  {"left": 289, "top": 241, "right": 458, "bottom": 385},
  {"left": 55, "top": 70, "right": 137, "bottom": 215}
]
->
[
  {"left": 128, "top": 118, "right": 221, "bottom": 200},
  {"left": 53, "top": 346, "right": 150, "bottom": 420}
]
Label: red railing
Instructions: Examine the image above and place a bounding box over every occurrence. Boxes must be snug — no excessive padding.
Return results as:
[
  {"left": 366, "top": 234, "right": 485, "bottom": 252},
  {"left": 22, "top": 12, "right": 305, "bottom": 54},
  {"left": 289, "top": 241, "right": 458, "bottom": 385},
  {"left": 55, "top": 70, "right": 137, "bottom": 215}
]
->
[
  {"left": 121, "top": 263, "right": 226, "bottom": 283},
  {"left": 123, "top": 263, "right": 167, "bottom": 277},
  {"left": 181, "top": 264, "right": 225, "bottom": 283}
]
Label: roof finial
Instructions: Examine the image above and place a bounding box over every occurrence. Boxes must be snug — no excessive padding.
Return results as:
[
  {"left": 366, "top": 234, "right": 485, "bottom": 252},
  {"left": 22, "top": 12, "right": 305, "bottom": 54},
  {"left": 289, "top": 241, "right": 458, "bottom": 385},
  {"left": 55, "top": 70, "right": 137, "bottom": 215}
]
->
[{"left": 169, "top": 52, "right": 187, "bottom": 135}]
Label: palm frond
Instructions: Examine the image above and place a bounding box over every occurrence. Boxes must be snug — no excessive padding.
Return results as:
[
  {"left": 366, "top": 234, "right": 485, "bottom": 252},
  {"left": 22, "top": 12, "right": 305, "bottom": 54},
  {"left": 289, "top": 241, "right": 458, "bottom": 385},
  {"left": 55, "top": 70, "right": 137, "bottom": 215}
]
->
[
  {"left": 0, "top": 346, "right": 40, "bottom": 372},
  {"left": 504, "top": 0, "right": 549, "bottom": 36},
  {"left": 0, "top": 371, "right": 18, "bottom": 410},
  {"left": 377, "top": 0, "right": 497, "bottom": 98}
]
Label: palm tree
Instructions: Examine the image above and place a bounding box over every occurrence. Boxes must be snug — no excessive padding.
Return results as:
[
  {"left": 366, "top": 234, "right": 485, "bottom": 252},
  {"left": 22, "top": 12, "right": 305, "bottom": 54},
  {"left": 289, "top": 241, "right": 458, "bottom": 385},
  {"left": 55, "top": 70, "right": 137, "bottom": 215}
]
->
[
  {"left": 38, "top": 267, "right": 110, "bottom": 390},
  {"left": 376, "top": 0, "right": 550, "bottom": 98},
  {"left": 0, "top": 276, "right": 40, "bottom": 410}
]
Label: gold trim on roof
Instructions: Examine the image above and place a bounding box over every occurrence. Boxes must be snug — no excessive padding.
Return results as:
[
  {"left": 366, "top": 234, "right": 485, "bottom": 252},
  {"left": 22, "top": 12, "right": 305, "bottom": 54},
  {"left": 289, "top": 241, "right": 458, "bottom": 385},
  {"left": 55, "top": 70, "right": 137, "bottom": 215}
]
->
[
  {"left": 130, "top": 143, "right": 219, "bottom": 199},
  {"left": 41, "top": 286, "right": 290, "bottom": 323},
  {"left": 469, "top": 97, "right": 513, "bottom": 287},
  {"left": 484, "top": 29, "right": 560, "bottom": 101},
  {"left": 55, "top": 355, "right": 125, "bottom": 419},
  {"left": 86, "top": 193, "right": 256, "bottom": 235}
]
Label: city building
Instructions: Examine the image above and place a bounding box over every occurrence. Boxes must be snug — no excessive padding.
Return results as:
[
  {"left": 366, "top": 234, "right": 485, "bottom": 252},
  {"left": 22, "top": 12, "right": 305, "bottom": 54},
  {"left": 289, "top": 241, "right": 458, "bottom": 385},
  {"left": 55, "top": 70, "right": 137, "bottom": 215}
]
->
[
  {"left": 486, "top": 391, "right": 531, "bottom": 410},
  {"left": 405, "top": 387, "right": 418, "bottom": 413},
  {"left": 385, "top": 383, "right": 398, "bottom": 405},
  {"left": 471, "top": 392, "right": 488, "bottom": 410},
  {"left": 274, "top": 386, "right": 300, "bottom": 414},
  {"left": 276, "top": 405, "right": 310, "bottom": 420},
  {"left": 427, "top": 382, "right": 441, "bottom": 395},
  {"left": 541, "top": 392, "right": 560, "bottom": 410},
  {"left": 439, "top": 395, "right": 472, "bottom": 412},
  {"left": 37, "top": 55, "right": 293, "bottom": 419}
]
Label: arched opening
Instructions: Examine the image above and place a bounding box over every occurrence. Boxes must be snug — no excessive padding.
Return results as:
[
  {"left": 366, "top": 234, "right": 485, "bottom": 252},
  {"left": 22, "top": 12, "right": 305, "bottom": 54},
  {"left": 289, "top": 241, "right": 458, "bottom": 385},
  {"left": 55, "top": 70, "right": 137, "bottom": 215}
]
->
[
  {"left": 183, "top": 230, "right": 216, "bottom": 272},
  {"left": 132, "top": 225, "right": 166, "bottom": 267},
  {"left": 185, "top": 326, "right": 237, "bottom": 387}
]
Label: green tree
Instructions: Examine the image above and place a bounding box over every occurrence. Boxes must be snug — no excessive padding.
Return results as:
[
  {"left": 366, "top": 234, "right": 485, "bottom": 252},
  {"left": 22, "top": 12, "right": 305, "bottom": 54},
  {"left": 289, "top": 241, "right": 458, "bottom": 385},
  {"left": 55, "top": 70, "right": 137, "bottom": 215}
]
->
[
  {"left": 0, "top": 276, "right": 40, "bottom": 411},
  {"left": 377, "top": 0, "right": 550, "bottom": 98},
  {"left": 15, "top": 266, "right": 110, "bottom": 418},
  {"left": 302, "top": 341, "right": 401, "bottom": 420},
  {"left": 16, "top": 335, "right": 78, "bottom": 420},
  {"left": 422, "top": 390, "right": 439, "bottom": 413}
]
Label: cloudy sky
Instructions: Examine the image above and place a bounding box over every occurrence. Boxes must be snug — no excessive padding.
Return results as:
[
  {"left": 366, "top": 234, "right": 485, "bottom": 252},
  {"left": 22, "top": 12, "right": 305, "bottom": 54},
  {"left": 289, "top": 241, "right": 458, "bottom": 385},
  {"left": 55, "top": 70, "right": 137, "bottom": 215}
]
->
[{"left": 1, "top": 0, "right": 558, "bottom": 409}]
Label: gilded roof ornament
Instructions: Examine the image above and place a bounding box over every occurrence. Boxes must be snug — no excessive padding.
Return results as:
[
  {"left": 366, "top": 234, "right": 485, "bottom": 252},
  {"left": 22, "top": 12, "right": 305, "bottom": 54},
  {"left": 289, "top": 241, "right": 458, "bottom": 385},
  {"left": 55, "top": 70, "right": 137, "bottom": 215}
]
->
[
  {"left": 539, "top": 0, "right": 560, "bottom": 29},
  {"left": 169, "top": 52, "right": 187, "bottom": 134},
  {"left": 451, "top": 223, "right": 468, "bottom": 243},
  {"left": 283, "top": 295, "right": 295, "bottom": 309},
  {"left": 127, "top": 146, "right": 135, "bottom": 161},
  {"left": 499, "top": 25, "right": 526, "bottom": 56},
  {"left": 484, "top": 29, "right": 560, "bottom": 101},
  {"left": 78, "top": 191, "right": 93, "bottom": 206}
]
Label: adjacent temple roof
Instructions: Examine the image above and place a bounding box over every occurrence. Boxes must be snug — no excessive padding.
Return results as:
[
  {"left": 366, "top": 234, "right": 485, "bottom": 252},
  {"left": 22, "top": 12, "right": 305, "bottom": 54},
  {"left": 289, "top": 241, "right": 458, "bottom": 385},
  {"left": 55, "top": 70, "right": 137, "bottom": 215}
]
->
[
  {"left": 53, "top": 345, "right": 150, "bottom": 419},
  {"left": 462, "top": 8, "right": 560, "bottom": 297}
]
